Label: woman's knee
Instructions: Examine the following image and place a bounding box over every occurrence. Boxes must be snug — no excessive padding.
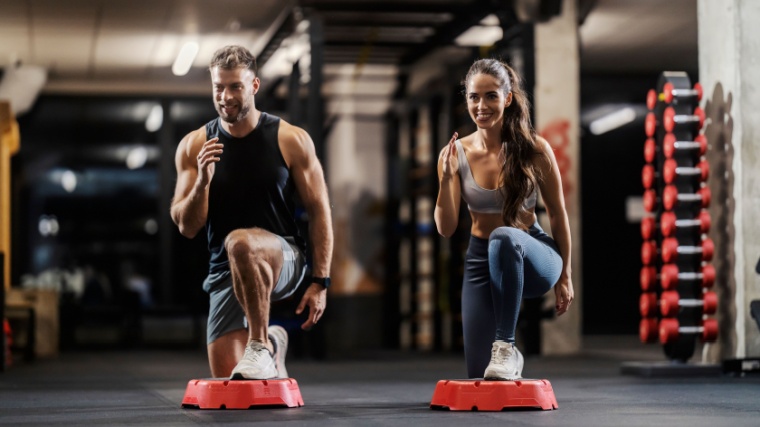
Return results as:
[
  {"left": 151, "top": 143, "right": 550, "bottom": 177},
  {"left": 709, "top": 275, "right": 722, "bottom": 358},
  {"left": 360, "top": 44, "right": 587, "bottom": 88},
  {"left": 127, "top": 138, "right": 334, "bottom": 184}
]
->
[{"left": 488, "top": 227, "right": 524, "bottom": 256}]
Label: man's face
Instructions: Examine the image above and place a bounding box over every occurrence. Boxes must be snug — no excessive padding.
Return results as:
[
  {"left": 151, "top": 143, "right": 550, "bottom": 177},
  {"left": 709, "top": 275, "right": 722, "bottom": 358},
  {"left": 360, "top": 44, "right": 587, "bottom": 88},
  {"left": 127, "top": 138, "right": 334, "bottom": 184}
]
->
[{"left": 211, "top": 66, "right": 259, "bottom": 124}]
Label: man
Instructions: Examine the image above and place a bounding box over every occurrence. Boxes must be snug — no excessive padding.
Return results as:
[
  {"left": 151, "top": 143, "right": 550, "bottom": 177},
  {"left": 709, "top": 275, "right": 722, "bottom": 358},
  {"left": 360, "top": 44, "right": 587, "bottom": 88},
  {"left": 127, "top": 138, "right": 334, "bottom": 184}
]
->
[{"left": 170, "top": 45, "right": 333, "bottom": 379}]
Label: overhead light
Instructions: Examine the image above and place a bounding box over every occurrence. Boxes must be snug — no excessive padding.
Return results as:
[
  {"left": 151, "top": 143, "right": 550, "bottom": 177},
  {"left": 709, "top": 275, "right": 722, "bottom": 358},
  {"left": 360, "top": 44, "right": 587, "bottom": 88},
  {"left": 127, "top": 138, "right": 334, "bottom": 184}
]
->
[
  {"left": 172, "top": 42, "right": 199, "bottom": 76},
  {"left": 145, "top": 104, "right": 163, "bottom": 132},
  {"left": 126, "top": 146, "right": 148, "bottom": 170},
  {"left": 455, "top": 14, "right": 503, "bottom": 46},
  {"left": 589, "top": 107, "right": 637, "bottom": 135},
  {"left": 61, "top": 170, "right": 77, "bottom": 193},
  {"left": 0, "top": 63, "right": 47, "bottom": 115}
]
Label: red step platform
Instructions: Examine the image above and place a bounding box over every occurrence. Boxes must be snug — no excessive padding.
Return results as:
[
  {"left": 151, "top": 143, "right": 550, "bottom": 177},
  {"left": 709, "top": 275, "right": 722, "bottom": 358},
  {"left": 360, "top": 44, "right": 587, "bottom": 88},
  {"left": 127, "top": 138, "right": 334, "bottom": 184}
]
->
[
  {"left": 430, "top": 379, "right": 558, "bottom": 411},
  {"left": 181, "top": 378, "right": 304, "bottom": 409}
]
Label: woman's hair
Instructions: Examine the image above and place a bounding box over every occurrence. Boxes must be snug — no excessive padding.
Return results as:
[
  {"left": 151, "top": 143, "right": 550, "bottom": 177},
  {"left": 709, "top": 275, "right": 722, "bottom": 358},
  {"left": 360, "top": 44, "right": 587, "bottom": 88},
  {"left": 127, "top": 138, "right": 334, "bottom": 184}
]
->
[
  {"left": 462, "top": 58, "right": 546, "bottom": 230},
  {"left": 209, "top": 45, "right": 258, "bottom": 75}
]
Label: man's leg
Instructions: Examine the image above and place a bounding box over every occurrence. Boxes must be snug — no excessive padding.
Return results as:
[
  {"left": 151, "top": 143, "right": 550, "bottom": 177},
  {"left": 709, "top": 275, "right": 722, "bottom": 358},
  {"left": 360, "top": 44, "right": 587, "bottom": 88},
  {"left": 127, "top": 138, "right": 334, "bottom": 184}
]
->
[
  {"left": 225, "top": 227, "right": 284, "bottom": 378},
  {"left": 207, "top": 328, "right": 247, "bottom": 378}
]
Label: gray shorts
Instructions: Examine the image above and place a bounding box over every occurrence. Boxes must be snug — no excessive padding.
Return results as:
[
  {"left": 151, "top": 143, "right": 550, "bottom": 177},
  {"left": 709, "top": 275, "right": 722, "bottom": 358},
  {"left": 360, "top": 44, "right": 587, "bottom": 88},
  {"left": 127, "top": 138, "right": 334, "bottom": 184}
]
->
[{"left": 203, "top": 235, "right": 307, "bottom": 344}]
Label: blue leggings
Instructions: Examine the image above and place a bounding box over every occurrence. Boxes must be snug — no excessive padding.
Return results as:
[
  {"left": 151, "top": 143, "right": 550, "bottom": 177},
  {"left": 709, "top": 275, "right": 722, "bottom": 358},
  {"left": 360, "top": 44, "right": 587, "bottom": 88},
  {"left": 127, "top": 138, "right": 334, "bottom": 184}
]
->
[{"left": 461, "top": 222, "right": 562, "bottom": 378}]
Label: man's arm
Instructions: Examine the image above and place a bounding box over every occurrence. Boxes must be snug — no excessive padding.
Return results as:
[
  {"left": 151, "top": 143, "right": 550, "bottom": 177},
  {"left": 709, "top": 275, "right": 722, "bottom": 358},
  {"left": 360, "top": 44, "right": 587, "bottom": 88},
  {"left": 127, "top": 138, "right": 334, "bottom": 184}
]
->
[
  {"left": 170, "top": 128, "right": 221, "bottom": 238},
  {"left": 281, "top": 122, "right": 333, "bottom": 329}
]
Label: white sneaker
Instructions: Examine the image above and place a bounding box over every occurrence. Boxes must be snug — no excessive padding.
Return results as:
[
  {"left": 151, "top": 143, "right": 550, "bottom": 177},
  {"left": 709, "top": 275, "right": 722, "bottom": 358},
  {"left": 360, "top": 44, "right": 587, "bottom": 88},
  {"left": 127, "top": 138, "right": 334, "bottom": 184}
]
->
[
  {"left": 268, "top": 325, "right": 289, "bottom": 378},
  {"left": 483, "top": 341, "right": 524, "bottom": 380},
  {"left": 230, "top": 341, "right": 278, "bottom": 380}
]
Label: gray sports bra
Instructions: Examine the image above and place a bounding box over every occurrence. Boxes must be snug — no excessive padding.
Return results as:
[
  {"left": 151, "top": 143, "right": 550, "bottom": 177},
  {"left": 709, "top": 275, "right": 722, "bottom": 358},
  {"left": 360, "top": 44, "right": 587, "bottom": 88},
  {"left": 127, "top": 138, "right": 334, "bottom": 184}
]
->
[{"left": 455, "top": 139, "right": 537, "bottom": 214}]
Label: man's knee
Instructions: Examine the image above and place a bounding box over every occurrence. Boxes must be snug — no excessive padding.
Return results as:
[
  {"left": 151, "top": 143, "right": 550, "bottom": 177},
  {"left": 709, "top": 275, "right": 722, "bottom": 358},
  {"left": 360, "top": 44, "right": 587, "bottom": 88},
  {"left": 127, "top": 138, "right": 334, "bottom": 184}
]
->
[{"left": 224, "top": 228, "right": 278, "bottom": 262}]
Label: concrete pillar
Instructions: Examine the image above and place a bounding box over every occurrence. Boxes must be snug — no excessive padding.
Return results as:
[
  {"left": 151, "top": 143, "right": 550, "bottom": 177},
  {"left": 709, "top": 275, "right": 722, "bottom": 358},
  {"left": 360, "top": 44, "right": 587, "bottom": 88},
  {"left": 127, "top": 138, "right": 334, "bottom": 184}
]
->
[
  {"left": 698, "top": 0, "right": 760, "bottom": 360},
  {"left": 534, "top": 0, "right": 582, "bottom": 354}
]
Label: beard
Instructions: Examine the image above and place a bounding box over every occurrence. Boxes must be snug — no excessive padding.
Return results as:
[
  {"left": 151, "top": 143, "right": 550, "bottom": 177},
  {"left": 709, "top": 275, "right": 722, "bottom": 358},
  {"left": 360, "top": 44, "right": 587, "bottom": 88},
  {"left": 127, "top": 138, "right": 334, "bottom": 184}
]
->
[{"left": 217, "top": 102, "right": 251, "bottom": 124}]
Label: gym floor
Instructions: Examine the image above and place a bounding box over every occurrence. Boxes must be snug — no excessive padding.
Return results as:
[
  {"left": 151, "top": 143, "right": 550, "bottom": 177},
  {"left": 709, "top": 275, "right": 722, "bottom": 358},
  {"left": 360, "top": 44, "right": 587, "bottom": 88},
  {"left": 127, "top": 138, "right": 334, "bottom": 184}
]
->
[{"left": 1, "top": 336, "right": 758, "bottom": 426}]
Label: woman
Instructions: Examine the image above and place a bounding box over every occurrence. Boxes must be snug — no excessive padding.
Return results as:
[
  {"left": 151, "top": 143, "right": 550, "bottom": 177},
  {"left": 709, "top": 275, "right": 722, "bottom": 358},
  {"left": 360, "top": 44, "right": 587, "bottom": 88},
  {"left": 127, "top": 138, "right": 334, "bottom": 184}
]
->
[{"left": 434, "top": 58, "right": 574, "bottom": 380}]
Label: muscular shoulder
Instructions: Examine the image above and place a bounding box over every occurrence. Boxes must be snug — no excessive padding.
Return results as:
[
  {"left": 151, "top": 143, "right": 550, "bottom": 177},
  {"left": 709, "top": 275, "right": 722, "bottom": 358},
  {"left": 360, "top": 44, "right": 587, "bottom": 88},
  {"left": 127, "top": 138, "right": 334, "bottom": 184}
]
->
[
  {"left": 277, "top": 119, "right": 315, "bottom": 167},
  {"left": 175, "top": 126, "right": 207, "bottom": 167}
]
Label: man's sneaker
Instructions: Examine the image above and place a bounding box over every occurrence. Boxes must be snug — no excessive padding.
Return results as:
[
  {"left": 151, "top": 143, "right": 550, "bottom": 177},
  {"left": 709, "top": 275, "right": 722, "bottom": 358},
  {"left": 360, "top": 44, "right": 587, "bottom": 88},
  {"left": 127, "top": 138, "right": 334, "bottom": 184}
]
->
[
  {"left": 483, "top": 341, "right": 524, "bottom": 380},
  {"left": 268, "top": 325, "right": 289, "bottom": 378},
  {"left": 230, "top": 341, "right": 277, "bottom": 380}
]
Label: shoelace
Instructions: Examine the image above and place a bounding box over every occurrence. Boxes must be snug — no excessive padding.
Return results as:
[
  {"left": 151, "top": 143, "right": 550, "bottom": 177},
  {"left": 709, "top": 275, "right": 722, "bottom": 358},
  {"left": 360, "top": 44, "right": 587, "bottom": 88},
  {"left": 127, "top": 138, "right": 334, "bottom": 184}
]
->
[
  {"left": 244, "top": 342, "right": 268, "bottom": 362},
  {"left": 491, "top": 344, "right": 514, "bottom": 364}
]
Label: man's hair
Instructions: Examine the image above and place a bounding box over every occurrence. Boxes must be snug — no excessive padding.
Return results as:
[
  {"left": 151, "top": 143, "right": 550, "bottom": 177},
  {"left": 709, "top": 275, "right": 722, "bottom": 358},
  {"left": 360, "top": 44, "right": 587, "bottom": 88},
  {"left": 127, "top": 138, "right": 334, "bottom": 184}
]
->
[{"left": 209, "top": 45, "right": 258, "bottom": 75}]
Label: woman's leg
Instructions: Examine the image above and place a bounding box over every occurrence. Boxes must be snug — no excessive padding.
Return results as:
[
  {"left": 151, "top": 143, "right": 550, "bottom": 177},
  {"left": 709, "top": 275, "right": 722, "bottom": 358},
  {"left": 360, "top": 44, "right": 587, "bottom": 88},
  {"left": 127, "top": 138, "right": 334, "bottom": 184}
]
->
[
  {"left": 461, "top": 236, "right": 495, "bottom": 378},
  {"left": 488, "top": 224, "right": 562, "bottom": 343}
]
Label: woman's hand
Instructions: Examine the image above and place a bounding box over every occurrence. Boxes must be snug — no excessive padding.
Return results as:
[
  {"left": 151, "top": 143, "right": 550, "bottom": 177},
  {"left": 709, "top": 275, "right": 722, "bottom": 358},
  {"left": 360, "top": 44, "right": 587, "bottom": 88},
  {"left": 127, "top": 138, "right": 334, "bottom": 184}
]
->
[
  {"left": 441, "top": 132, "right": 459, "bottom": 178},
  {"left": 554, "top": 275, "right": 574, "bottom": 316}
]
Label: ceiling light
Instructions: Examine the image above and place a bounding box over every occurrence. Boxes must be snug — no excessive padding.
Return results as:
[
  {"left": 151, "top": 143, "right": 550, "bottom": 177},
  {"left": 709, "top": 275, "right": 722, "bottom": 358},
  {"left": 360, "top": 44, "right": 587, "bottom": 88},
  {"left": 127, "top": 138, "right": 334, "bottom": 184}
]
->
[
  {"left": 61, "top": 170, "right": 77, "bottom": 193},
  {"left": 126, "top": 147, "right": 148, "bottom": 170},
  {"left": 145, "top": 104, "right": 163, "bottom": 132},
  {"left": 172, "top": 42, "right": 199, "bottom": 76},
  {"left": 589, "top": 107, "right": 637, "bottom": 135}
]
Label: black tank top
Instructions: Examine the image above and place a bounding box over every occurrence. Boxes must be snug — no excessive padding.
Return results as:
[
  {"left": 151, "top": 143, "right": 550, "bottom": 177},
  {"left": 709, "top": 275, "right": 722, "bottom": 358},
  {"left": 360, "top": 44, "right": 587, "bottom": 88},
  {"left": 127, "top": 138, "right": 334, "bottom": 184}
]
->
[{"left": 205, "top": 113, "right": 305, "bottom": 274}]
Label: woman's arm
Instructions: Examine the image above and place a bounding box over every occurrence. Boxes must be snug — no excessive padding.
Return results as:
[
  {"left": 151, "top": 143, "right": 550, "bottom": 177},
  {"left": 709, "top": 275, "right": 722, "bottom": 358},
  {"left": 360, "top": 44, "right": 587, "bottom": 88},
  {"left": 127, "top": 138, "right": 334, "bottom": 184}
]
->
[
  {"left": 536, "top": 137, "right": 574, "bottom": 315},
  {"left": 434, "top": 133, "right": 462, "bottom": 238}
]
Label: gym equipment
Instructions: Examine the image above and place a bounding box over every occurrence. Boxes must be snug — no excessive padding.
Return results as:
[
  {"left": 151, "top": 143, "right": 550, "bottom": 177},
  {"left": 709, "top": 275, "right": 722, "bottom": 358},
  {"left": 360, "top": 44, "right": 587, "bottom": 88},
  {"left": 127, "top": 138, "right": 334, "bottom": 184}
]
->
[
  {"left": 663, "top": 159, "right": 709, "bottom": 184},
  {"left": 660, "top": 264, "right": 716, "bottom": 290},
  {"left": 644, "top": 137, "right": 656, "bottom": 163},
  {"left": 641, "top": 216, "right": 656, "bottom": 240},
  {"left": 659, "top": 290, "right": 717, "bottom": 317},
  {"left": 640, "top": 266, "right": 658, "bottom": 291},
  {"left": 647, "top": 83, "right": 703, "bottom": 109},
  {"left": 662, "top": 185, "right": 711, "bottom": 211},
  {"left": 661, "top": 237, "right": 714, "bottom": 263},
  {"left": 663, "top": 106, "right": 705, "bottom": 132},
  {"left": 639, "top": 317, "right": 659, "bottom": 343},
  {"left": 660, "top": 211, "right": 710, "bottom": 237},
  {"left": 659, "top": 318, "right": 718, "bottom": 344},
  {"left": 640, "top": 240, "right": 658, "bottom": 266},
  {"left": 181, "top": 378, "right": 304, "bottom": 409},
  {"left": 429, "top": 379, "right": 557, "bottom": 411},
  {"left": 639, "top": 292, "right": 658, "bottom": 317},
  {"left": 663, "top": 133, "right": 707, "bottom": 159}
]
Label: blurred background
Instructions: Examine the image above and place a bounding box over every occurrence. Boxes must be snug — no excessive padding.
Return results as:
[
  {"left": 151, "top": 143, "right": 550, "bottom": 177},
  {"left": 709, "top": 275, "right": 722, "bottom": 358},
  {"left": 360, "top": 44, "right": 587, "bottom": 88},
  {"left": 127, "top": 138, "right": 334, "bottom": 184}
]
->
[{"left": 0, "top": 0, "right": 705, "bottom": 361}]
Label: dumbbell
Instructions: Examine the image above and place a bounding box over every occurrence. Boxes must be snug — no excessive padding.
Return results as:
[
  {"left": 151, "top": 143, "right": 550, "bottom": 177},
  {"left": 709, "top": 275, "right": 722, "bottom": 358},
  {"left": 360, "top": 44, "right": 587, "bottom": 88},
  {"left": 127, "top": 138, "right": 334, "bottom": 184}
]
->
[
  {"left": 639, "top": 292, "right": 658, "bottom": 317},
  {"left": 644, "top": 137, "right": 656, "bottom": 163},
  {"left": 646, "top": 83, "right": 704, "bottom": 109},
  {"left": 662, "top": 185, "right": 711, "bottom": 210},
  {"left": 660, "top": 290, "right": 718, "bottom": 317},
  {"left": 643, "top": 186, "right": 711, "bottom": 212},
  {"left": 663, "top": 158, "right": 709, "bottom": 184},
  {"left": 640, "top": 266, "right": 658, "bottom": 291},
  {"left": 642, "top": 164, "right": 656, "bottom": 189},
  {"left": 663, "top": 106, "right": 705, "bottom": 132},
  {"left": 663, "top": 133, "right": 707, "bottom": 159},
  {"left": 645, "top": 113, "right": 658, "bottom": 137},
  {"left": 659, "top": 318, "right": 718, "bottom": 344},
  {"left": 660, "top": 263, "right": 716, "bottom": 290},
  {"left": 641, "top": 216, "right": 656, "bottom": 240},
  {"left": 660, "top": 210, "right": 711, "bottom": 237},
  {"left": 639, "top": 317, "right": 659, "bottom": 343},
  {"left": 661, "top": 237, "right": 715, "bottom": 263},
  {"left": 641, "top": 240, "right": 658, "bottom": 266}
]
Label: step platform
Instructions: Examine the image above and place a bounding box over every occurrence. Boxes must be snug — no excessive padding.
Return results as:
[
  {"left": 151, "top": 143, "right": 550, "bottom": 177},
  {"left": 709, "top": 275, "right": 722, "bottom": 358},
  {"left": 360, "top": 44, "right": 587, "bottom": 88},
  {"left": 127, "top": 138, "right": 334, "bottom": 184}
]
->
[
  {"left": 181, "top": 378, "right": 304, "bottom": 409},
  {"left": 430, "top": 379, "right": 558, "bottom": 411}
]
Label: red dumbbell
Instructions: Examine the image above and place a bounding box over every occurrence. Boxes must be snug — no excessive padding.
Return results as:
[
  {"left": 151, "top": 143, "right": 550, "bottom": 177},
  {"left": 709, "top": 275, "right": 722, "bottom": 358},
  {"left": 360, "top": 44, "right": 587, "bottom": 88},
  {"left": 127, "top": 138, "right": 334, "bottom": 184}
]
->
[
  {"left": 642, "top": 164, "right": 657, "bottom": 189},
  {"left": 660, "top": 210, "right": 711, "bottom": 237},
  {"left": 663, "top": 158, "right": 709, "bottom": 184},
  {"left": 660, "top": 263, "right": 716, "bottom": 290},
  {"left": 640, "top": 317, "right": 659, "bottom": 343},
  {"left": 661, "top": 237, "right": 715, "bottom": 263},
  {"left": 641, "top": 240, "right": 658, "bottom": 265},
  {"left": 659, "top": 318, "right": 718, "bottom": 344},
  {"left": 641, "top": 216, "right": 657, "bottom": 239},
  {"left": 645, "top": 112, "right": 658, "bottom": 137},
  {"left": 662, "top": 185, "right": 711, "bottom": 210},
  {"left": 646, "top": 89, "right": 658, "bottom": 111},
  {"left": 644, "top": 138, "right": 657, "bottom": 163},
  {"left": 660, "top": 290, "right": 718, "bottom": 317},
  {"left": 640, "top": 292, "right": 659, "bottom": 317},
  {"left": 661, "top": 82, "right": 703, "bottom": 104},
  {"left": 640, "top": 266, "right": 658, "bottom": 291},
  {"left": 663, "top": 106, "right": 705, "bottom": 132},
  {"left": 663, "top": 133, "right": 708, "bottom": 159}
]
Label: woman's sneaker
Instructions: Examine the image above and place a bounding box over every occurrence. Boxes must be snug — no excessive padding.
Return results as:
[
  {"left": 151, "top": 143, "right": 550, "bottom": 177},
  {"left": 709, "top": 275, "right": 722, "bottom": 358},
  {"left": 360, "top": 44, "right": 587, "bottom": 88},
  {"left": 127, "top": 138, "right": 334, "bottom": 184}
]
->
[
  {"left": 268, "top": 325, "right": 289, "bottom": 378},
  {"left": 483, "top": 341, "right": 524, "bottom": 380},
  {"left": 230, "top": 341, "right": 278, "bottom": 380}
]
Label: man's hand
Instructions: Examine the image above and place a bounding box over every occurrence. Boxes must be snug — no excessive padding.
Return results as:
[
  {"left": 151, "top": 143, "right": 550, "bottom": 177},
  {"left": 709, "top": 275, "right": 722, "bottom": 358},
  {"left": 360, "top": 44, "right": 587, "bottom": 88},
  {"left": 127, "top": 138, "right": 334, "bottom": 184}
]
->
[
  {"left": 196, "top": 137, "right": 222, "bottom": 188},
  {"left": 296, "top": 283, "right": 327, "bottom": 330}
]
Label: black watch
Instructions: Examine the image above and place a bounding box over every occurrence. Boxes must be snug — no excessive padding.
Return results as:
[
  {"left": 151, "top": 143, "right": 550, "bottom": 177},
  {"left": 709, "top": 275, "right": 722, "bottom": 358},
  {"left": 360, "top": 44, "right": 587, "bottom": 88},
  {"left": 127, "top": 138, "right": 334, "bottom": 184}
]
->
[{"left": 312, "top": 276, "right": 331, "bottom": 289}]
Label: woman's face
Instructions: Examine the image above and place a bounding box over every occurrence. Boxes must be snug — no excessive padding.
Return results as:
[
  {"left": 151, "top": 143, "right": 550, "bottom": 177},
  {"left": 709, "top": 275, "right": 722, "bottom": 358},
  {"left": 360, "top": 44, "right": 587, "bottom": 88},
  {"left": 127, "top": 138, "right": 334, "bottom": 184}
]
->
[{"left": 466, "top": 73, "right": 511, "bottom": 130}]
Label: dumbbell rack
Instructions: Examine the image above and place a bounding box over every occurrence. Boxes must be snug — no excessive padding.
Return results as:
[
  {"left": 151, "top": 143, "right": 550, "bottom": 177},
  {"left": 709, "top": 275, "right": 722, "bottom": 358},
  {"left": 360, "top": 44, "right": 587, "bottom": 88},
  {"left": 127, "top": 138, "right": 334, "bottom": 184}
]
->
[{"left": 639, "top": 71, "right": 717, "bottom": 363}]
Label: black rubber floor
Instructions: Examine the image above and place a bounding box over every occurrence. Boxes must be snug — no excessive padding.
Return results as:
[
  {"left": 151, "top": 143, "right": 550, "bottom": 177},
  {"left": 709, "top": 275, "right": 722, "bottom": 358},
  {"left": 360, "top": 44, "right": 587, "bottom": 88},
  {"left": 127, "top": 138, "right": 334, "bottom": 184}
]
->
[{"left": 1, "top": 336, "right": 759, "bottom": 426}]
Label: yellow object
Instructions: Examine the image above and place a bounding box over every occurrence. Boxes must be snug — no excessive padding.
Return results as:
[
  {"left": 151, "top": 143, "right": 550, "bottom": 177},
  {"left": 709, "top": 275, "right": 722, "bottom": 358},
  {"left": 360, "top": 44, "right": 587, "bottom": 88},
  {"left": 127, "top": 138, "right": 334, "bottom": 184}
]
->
[{"left": 1, "top": 101, "right": 20, "bottom": 290}]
